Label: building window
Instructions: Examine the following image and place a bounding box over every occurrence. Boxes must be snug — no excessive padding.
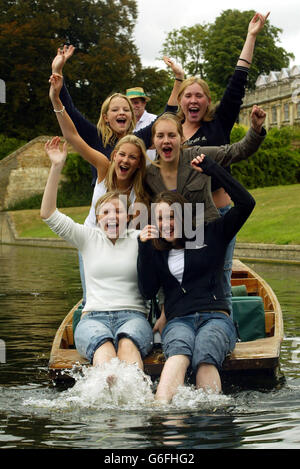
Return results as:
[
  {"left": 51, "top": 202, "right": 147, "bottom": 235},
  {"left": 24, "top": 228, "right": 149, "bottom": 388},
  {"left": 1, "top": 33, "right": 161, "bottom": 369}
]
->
[
  {"left": 272, "top": 106, "right": 277, "bottom": 123},
  {"left": 284, "top": 103, "right": 289, "bottom": 121}
]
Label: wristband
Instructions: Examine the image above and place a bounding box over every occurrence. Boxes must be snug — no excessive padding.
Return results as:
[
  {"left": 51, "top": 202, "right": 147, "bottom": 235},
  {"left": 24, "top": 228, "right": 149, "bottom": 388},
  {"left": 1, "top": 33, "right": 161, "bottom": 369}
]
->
[
  {"left": 239, "top": 57, "right": 251, "bottom": 65},
  {"left": 53, "top": 106, "right": 65, "bottom": 114}
]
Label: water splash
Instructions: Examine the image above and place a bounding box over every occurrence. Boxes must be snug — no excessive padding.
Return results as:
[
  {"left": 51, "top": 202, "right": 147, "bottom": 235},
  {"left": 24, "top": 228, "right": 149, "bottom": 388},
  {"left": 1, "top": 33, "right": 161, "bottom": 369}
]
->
[
  {"left": 23, "top": 359, "right": 155, "bottom": 411},
  {"left": 22, "top": 358, "right": 233, "bottom": 414},
  {"left": 172, "top": 385, "right": 232, "bottom": 411}
]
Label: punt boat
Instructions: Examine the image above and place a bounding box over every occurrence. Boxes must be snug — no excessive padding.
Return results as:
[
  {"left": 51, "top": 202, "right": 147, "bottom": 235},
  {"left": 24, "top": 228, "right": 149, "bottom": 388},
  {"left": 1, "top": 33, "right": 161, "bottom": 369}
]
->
[{"left": 49, "top": 259, "right": 284, "bottom": 388}]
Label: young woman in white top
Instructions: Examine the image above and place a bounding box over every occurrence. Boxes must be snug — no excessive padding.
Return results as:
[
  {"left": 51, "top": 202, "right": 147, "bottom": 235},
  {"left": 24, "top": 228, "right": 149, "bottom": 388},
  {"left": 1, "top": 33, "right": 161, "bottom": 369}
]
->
[
  {"left": 49, "top": 73, "right": 152, "bottom": 304},
  {"left": 41, "top": 138, "right": 153, "bottom": 369}
]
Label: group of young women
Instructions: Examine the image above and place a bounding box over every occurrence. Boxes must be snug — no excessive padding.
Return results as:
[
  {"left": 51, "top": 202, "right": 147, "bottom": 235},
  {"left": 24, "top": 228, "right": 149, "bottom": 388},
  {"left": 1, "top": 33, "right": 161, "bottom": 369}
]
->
[{"left": 41, "top": 12, "right": 269, "bottom": 402}]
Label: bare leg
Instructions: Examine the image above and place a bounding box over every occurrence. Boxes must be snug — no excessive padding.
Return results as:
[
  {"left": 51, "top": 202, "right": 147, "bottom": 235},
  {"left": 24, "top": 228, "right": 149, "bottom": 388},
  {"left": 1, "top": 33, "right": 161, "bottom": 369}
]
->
[
  {"left": 196, "top": 363, "right": 221, "bottom": 393},
  {"left": 155, "top": 355, "right": 190, "bottom": 403},
  {"left": 117, "top": 337, "right": 143, "bottom": 370},
  {"left": 92, "top": 340, "right": 117, "bottom": 367}
]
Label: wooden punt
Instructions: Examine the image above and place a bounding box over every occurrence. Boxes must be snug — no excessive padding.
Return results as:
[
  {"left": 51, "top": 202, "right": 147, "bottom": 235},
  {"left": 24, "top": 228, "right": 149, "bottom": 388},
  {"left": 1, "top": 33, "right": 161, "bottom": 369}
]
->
[{"left": 49, "top": 259, "right": 284, "bottom": 387}]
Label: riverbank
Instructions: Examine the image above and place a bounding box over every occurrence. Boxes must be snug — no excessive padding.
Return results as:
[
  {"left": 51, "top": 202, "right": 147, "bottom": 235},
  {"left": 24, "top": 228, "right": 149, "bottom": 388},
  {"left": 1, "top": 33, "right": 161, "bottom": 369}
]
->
[{"left": 1, "top": 211, "right": 300, "bottom": 264}]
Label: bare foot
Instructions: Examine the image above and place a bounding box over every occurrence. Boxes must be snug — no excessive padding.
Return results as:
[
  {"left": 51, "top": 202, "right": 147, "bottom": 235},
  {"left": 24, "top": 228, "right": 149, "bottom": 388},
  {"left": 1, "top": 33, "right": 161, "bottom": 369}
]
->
[{"left": 106, "top": 374, "right": 117, "bottom": 388}]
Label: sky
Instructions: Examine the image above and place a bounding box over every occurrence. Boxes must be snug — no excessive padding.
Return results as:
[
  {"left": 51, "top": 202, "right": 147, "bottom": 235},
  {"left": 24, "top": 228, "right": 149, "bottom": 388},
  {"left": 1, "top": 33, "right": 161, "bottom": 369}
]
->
[{"left": 134, "top": 0, "right": 300, "bottom": 71}]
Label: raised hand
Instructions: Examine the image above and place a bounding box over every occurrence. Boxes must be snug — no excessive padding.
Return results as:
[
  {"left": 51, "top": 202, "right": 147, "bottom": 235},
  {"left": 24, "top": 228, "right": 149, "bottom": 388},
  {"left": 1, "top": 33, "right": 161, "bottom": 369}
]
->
[
  {"left": 51, "top": 45, "right": 75, "bottom": 75},
  {"left": 248, "top": 12, "right": 270, "bottom": 37},
  {"left": 250, "top": 105, "right": 266, "bottom": 134},
  {"left": 163, "top": 56, "right": 185, "bottom": 80},
  {"left": 45, "top": 137, "right": 68, "bottom": 168}
]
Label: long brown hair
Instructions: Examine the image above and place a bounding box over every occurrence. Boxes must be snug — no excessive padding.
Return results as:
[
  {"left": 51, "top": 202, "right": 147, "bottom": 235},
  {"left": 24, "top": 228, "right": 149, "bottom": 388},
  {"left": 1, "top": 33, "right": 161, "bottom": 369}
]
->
[{"left": 151, "top": 191, "right": 194, "bottom": 251}]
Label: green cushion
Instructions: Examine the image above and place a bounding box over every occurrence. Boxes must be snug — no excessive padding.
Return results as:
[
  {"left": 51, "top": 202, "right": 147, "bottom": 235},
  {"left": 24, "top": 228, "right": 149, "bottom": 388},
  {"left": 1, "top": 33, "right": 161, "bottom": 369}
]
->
[
  {"left": 231, "top": 285, "right": 248, "bottom": 297},
  {"left": 72, "top": 304, "right": 84, "bottom": 334},
  {"left": 232, "top": 296, "right": 266, "bottom": 342}
]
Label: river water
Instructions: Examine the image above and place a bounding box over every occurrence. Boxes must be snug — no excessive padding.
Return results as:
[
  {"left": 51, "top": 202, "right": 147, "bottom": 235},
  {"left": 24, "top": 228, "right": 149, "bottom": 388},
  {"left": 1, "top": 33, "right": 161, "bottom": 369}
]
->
[{"left": 0, "top": 244, "right": 300, "bottom": 452}]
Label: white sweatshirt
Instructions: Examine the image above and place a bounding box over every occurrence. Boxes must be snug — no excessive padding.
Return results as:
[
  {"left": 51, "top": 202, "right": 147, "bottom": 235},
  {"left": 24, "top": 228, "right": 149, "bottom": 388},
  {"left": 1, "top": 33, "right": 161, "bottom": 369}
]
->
[{"left": 44, "top": 209, "right": 147, "bottom": 314}]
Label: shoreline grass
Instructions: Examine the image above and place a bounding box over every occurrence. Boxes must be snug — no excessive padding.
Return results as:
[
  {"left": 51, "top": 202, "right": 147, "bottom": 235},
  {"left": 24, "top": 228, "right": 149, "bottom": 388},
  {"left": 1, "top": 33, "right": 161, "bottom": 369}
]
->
[{"left": 6, "top": 183, "right": 300, "bottom": 245}]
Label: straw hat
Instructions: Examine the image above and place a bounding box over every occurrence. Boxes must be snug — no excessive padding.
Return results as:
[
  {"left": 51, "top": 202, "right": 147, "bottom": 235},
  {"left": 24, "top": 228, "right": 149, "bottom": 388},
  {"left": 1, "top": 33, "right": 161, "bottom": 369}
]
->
[{"left": 126, "top": 87, "right": 151, "bottom": 102}]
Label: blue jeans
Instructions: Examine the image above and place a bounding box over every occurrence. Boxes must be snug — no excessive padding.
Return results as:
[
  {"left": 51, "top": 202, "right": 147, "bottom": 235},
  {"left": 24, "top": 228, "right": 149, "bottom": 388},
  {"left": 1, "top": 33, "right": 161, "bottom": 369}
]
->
[
  {"left": 218, "top": 204, "right": 236, "bottom": 314},
  {"left": 162, "top": 312, "right": 237, "bottom": 371},
  {"left": 74, "top": 310, "right": 153, "bottom": 363}
]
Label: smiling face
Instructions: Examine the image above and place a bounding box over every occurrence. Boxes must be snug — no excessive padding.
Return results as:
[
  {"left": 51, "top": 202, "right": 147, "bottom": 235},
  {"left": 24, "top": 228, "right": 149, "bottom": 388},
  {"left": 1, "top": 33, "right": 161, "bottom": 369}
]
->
[
  {"left": 153, "top": 119, "right": 182, "bottom": 164},
  {"left": 104, "top": 96, "right": 133, "bottom": 137},
  {"left": 96, "top": 197, "right": 128, "bottom": 241},
  {"left": 155, "top": 202, "right": 181, "bottom": 244},
  {"left": 179, "top": 82, "right": 211, "bottom": 124},
  {"left": 112, "top": 142, "right": 141, "bottom": 184}
]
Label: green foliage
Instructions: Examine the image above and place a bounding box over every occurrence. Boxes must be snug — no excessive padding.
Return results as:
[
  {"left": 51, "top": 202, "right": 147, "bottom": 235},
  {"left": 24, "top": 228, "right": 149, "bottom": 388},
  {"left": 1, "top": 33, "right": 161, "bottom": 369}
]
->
[
  {"left": 159, "top": 24, "right": 208, "bottom": 77},
  {"left": 58, "top": 152, "right": 94, "bottom": 207},
  {"left": 203, "top": 10, "right": 294, "bottom": 98},
  {"left": 0, "top": 133, "right": 27, "bottom": 160},
  {"left": 230, "top": 125, "right": 300, "bottom": 188},
  {"left": 160, "top": 9, "right": 294, "bottom": 100},
  {"left": 131, "top": 66, "right": 173, "bottom": 115},
  {"left": 0, "top": 0, "right": 142, "bottom": 139}
]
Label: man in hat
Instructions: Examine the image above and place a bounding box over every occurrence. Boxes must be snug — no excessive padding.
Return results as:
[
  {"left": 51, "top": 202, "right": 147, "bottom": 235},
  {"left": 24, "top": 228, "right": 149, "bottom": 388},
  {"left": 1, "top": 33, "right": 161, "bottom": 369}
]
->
[{"left": 126, "top": 87, "right": 157, "bottom": 132}]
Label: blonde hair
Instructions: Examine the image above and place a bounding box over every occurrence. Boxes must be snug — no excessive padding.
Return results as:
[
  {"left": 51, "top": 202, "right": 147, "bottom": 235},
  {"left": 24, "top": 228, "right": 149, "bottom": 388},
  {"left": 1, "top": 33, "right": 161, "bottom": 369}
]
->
[
  {"left": 97, "top": 93, "right": 136, "bottom": 147},
  {"left": 94, "top": 190, "right": 130, "bottom": 217},
  {"left": 177, "top": 77, "right": 216, "bottom": 122},
  {"left": 104, "top": 134, "right": 150, "bottom": 205}
]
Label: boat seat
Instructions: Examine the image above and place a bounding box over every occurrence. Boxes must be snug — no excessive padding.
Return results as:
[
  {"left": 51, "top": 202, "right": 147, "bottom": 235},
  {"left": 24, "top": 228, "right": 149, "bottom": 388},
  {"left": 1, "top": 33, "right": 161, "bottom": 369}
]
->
[
  {"left": 232, "top": 296, "right": 266, "bottom": 342},
  {"left": 72, "top": 304, "right": 84, "bottom": 334},
  {"left": 231, "top": 285, "right": 248, "bottom": 297}
]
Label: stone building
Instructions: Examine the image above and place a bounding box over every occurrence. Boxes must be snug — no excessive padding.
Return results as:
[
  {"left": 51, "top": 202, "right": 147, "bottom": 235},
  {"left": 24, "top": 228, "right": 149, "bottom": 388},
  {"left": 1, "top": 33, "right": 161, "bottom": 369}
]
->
[
  {"left": 239, "top": 65, "right": 300, "bottom": 130},
  {"left": 0, "top": 136, "right": 71, "bottom": 210}
]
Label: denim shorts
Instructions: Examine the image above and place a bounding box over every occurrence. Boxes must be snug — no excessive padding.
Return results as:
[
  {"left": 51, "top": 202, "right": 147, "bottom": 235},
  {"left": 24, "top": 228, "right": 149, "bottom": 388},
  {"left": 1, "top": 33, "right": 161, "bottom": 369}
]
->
[
  {"left": 161, "top": 312, "right": 237, "bottom": 371},
  {"left": 74, "top": 310, "right": 153, "bottom": 363}
]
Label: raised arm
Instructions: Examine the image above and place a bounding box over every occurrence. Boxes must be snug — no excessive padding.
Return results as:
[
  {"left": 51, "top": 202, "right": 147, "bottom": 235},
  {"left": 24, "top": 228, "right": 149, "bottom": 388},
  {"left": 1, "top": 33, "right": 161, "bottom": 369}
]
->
[
  {"left": 49, "top": 73, "right": 109, "bottom": 181},
  {"left": 163, "top": 56, "right": 185, "bottom": 107},
  {"left": 215, "top": 12, "right": 269, "bottom": 137},
  {"left": 51, "top": 45, "right": 100, "bottom": 153},
  {"left": 190, "top": 105, "right": 266, "bottom": 167},
  {"left": 191, "top": 154, "right": 255, "bottom": 241},
  {"left": 237, "top": 12, "right": 270, "bottom": 69},
  {"left": 40, "top": 137, "right": 67, "bottom": 219}
]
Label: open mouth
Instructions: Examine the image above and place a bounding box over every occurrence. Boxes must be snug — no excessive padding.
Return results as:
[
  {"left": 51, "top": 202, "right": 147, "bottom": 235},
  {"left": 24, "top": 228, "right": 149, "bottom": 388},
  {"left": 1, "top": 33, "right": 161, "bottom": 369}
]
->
[
  {"left": 119, "top": 165, "right": 130, "bottom": 174},
  {"left": 188, "top": 107, "right": 200, "bottom": 117},
  {"left": 161, "top": 227, "right": 174, "bottom": 238},
  {"left": 116, "top": 117, "right": 127, "bottom": 126},
  {"left": 162, "top": 146, "right": 172, "bottom": 158},
  {"left": 105, "top": 221, "right": 119, "bottom": 233}
]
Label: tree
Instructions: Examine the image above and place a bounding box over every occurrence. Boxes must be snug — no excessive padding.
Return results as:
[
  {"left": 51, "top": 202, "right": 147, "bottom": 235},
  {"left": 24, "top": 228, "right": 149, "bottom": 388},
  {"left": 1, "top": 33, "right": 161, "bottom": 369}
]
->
[
  {"left": 0, "top": 0, "right": 141, "bottom": 139},
  {"left": 204, "top": 9, "right": 294, "bottom": 98},
  {"left": 159, "top": 24, "right": 208, "bottom": 77}
]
